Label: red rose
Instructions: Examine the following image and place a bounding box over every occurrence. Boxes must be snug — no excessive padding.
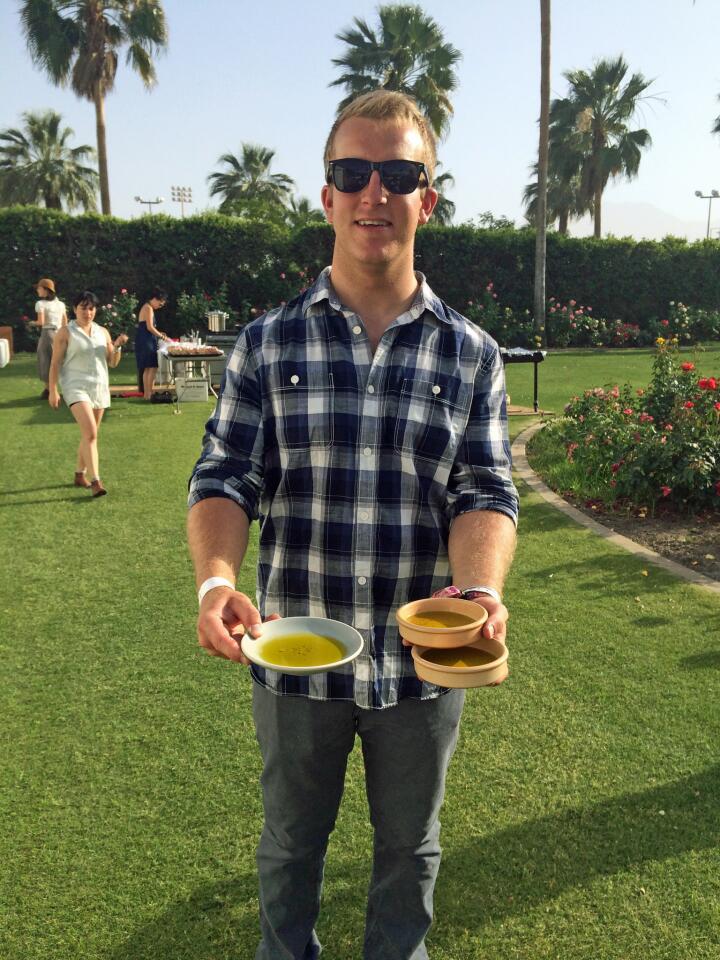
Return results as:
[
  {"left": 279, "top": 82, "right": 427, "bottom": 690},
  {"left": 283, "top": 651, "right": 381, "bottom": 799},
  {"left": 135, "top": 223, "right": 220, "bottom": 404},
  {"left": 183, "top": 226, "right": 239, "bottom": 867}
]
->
[
  {"left": 681, "top": 362, "right": 695, "bottom": 372},
  {"left": 660, "top": 485, "right": 672, "bottom": 497},
  {"left": 683, "top": 401, "right": 694, "bottom": 408}
]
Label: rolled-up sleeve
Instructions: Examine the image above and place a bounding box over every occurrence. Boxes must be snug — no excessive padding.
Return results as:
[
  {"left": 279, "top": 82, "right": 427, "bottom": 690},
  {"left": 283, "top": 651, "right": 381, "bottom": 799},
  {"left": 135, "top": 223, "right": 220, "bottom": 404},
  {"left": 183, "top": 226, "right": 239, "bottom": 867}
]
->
[
  {"left": 187, "top": 330, "right": 265, "bottom": 520},
  {"left": 445, "top": 340, "right": 519, "bottom": 526}
]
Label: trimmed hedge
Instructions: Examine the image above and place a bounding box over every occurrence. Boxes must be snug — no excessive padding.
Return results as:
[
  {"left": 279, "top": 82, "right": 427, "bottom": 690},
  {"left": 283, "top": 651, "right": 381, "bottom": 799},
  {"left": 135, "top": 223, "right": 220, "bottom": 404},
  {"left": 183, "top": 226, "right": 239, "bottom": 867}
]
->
[{"left": 3, "top": 207, "right": 720, "bottom": 351}]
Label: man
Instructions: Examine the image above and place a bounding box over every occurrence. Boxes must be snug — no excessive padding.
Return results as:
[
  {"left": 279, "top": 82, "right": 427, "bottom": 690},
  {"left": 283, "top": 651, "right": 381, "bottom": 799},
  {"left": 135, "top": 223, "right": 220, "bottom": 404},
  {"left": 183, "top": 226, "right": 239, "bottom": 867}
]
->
[{"left": 187, "top": 90, "right": 518, "bottom": 960}]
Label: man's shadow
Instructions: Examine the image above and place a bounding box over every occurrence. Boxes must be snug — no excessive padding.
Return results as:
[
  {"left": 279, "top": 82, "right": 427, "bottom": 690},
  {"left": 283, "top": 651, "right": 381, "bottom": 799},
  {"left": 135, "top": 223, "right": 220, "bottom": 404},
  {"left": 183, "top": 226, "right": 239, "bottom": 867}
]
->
[{"left": 109, "top": 765, "right": 719, "bottom": 959}]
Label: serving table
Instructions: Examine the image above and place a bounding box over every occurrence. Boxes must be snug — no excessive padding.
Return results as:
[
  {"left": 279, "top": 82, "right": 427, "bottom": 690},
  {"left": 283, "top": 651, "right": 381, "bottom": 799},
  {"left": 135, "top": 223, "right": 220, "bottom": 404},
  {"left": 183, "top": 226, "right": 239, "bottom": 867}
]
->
[
  {"left": 161, "top": 345, "right": 225, "bottom": 412},
  {"left": 500, "top": 348, "right": 547, "bottom": 413}
]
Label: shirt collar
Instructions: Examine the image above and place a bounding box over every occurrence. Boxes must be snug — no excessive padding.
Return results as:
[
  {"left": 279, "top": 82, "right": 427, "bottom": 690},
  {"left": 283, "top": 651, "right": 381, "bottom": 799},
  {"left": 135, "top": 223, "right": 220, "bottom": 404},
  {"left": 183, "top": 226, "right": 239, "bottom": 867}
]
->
[{"left": 303, "top": 266, "right": 451, "bottom": 326}]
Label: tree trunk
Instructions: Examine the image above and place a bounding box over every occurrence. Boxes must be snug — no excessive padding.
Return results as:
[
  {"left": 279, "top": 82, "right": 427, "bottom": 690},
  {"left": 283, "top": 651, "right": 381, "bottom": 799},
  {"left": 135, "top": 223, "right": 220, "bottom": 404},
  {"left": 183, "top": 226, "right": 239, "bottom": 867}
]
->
[
  {"left": 533, "top": 0, "right": 551, "bottom": 347},
  {"left": 94, "top": 85, "right": 111, "bottom": 215},
  {"left": 558, "top": 209, "right": 569, "bottom": 235},
  {"left": 593, "top": 186, "right": 602, "bottom": 238}
]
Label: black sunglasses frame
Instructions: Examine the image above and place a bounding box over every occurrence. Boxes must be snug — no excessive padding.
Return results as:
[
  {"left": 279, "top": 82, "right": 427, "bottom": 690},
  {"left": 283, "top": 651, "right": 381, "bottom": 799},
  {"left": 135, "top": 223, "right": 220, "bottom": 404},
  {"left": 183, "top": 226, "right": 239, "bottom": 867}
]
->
[{"left": 326, "top": 158, "right": 429, "bottom": 195}]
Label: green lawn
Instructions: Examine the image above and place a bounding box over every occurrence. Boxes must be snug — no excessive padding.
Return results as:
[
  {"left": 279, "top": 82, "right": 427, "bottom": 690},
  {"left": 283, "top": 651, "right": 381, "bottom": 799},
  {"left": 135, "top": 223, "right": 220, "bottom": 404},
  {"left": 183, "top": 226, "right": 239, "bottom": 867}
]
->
[{"left": 1, "top": 350, "right": 719, "bottom": 960}]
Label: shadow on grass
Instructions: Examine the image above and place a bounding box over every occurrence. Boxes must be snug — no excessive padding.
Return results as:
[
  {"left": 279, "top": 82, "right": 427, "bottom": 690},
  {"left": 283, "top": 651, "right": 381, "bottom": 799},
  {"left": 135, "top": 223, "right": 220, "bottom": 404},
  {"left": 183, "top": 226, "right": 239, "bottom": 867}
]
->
[
  {"left": 680, "top": 650, "right": 720, "bottom": 670},
  {"left": 0, "top": 484, "right": 72, "bottom": 495},
  {"left": 437, "top": 763, "right": 720, "bottom": 927},
  {"left": 108, "top": 766, "right": 720, "bottom": 959},
  {"left": 109, "top": 872, "right": 259, "bottom": 960}
]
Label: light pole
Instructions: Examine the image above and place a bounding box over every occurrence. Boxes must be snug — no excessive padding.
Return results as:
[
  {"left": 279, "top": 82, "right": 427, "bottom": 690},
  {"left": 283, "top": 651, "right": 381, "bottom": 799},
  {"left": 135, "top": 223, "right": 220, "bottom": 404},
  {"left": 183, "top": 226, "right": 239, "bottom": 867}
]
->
[
  {"left": 694, "top": 189, "right": 719, "bottom": 238},
  {"left": 134, "top": 195, "right": 164, "bottom": 214},
  {"left": 171, "top": 185, "right": 193, "bottom": 217}
]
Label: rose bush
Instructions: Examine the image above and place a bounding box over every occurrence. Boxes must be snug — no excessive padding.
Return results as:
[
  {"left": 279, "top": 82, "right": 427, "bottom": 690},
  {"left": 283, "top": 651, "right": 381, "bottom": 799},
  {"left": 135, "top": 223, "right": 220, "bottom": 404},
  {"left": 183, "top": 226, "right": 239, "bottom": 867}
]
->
[
  {"left": 543, "top": 340, "right": 720, "bottom": 513},
  {"left": 97, "top": 289, "right": 138, "bottom": 338}
]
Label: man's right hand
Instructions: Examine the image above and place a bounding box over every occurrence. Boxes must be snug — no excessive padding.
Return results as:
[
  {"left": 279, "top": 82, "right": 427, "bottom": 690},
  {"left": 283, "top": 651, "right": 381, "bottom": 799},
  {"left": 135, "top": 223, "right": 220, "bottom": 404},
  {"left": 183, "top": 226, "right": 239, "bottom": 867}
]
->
[{"left": 197, "top": 586, "right": 264, "bottom": 663}]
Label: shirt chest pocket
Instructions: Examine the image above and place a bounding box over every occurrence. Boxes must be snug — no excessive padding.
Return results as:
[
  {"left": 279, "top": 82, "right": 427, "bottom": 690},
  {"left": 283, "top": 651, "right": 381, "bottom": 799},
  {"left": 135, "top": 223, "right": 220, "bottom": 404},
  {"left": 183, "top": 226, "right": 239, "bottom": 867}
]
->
[
  {"left": 271, "top": 371, "right": 335, "bottom": 450},
  {"left": 392, "top": 375, "right": 469, "bottom": 463}
]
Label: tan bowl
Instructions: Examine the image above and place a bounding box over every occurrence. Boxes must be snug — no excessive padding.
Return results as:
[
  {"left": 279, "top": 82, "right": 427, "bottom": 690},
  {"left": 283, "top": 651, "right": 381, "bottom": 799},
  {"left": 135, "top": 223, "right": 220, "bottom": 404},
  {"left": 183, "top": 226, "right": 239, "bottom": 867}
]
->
[
  {"left": 412, "top": 636, "right": 508, "bottom": 688},
  {"left": 395, "top": 597, "right": 488, "bottom": 649}
]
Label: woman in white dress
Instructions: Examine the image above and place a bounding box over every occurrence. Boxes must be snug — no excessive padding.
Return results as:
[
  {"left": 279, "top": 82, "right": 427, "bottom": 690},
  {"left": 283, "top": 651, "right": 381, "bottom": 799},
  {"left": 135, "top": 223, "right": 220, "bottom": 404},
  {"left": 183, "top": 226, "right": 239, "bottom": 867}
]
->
[
  {"left": 48, "top": 291, "right": 128, "bottom": 497},
  {"left": 26, "top": 278, "right": 68, "bottom": 398}
]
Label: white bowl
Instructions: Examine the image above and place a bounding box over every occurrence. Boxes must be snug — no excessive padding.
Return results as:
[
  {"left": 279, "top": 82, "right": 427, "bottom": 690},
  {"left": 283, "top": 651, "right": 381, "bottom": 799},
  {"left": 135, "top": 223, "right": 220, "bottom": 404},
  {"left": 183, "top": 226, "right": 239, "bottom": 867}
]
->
[{"left": 240, "top": 616, "right": 364, "bottom": 675}]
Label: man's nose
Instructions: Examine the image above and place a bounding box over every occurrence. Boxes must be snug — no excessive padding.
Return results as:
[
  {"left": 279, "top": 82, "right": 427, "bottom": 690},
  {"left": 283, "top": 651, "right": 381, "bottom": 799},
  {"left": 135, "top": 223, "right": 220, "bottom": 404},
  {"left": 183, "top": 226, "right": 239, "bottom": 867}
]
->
[{"left": 361, "top": 170, "right": 387, "bottom": 203}]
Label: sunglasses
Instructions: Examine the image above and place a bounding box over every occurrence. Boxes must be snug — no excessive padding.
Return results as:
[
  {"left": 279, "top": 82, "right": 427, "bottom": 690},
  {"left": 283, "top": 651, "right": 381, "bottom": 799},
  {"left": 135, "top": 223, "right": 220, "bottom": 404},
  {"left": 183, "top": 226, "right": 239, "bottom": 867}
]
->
[{"left": 326, "top": 158, "right": 429, "bottom": 195}]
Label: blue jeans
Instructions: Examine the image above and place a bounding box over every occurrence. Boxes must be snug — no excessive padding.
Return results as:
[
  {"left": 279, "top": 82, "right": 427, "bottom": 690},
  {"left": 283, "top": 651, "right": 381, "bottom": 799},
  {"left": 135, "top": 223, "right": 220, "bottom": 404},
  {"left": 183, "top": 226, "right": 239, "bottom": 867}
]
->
[{"left": 252, "top": 683, "right": 465, "bottom": 959}]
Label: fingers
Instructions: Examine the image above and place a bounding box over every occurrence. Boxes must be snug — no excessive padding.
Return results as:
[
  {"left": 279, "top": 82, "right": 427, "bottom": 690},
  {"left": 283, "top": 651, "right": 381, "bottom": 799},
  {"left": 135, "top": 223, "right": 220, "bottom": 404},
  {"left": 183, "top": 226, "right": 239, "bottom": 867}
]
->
[{"left": 197, "top": 588, "right": 264, "bottom": 664}]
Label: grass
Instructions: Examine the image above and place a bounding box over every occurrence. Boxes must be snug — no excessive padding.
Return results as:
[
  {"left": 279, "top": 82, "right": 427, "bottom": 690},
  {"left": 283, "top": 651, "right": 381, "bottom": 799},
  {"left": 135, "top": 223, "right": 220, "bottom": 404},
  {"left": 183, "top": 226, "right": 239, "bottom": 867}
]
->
[{"left": 1, "top": 350, "right": 720, "bottom": 960}]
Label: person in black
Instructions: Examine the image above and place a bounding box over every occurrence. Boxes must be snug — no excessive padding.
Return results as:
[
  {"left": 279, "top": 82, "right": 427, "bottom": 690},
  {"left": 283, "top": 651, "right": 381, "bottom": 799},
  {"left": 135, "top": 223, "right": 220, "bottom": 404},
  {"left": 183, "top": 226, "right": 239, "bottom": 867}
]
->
[{"left": 134, "top": 287, "right": 169, "bottom": 399}]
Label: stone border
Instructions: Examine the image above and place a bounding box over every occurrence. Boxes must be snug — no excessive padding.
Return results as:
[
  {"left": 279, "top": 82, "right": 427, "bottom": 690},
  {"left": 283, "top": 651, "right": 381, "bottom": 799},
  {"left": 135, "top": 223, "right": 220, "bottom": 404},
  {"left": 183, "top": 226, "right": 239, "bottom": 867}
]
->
[{"left": 512, "top": 421, "right": 720, "bottom": 596}]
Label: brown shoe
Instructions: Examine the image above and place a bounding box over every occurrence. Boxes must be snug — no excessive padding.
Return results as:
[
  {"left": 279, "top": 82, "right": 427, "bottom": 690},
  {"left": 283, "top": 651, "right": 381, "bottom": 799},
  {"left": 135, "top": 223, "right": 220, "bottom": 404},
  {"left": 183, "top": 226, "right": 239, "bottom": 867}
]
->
[
  {"left": 90, "top": 479, "right": 107, "bottom": 498},
  {"left": 74, "top": 471, "right": 91, "bottom": 488}
]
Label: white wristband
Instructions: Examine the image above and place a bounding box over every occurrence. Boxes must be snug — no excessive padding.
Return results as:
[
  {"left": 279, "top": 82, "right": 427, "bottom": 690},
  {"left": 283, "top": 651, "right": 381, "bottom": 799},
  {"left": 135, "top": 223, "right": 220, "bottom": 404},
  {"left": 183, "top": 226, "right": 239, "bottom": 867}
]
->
[
  {"left": 198, "top": 576, "right": 235, "bottom": 605},
  {"left": 462, "top": 585, "right": 502, "bottom": 604}
]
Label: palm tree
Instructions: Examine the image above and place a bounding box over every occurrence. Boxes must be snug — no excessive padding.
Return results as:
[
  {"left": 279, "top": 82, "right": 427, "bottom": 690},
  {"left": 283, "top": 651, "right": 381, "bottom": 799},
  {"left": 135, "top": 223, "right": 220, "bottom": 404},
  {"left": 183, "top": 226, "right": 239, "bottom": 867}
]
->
[
  {"left": 533, "top": 0, "right": 551, "bottom": 343},
  {"left": 0, "top": 109, "right": 98, "bottom": 211},
  {"left": 286, "top": 196, "right": 326, "bottom": 230},
  {"left": 523, "top": 164, "right": 585, "bottom": 235},
  {"left": 207, "top": 144, "right": 295, "bottom": 216},
  {"left": 20, "top": 0, "right": 168, "bottom": 215},
  {"left": 431, "top": 164, "right": 455, "bottom": 225},
  {"left": 550, "top": 56, "right": 653, "bottom": 238},
  {"left": 330, "top": 4, "right": 461, "bottom": 139},
  {"left": 712, "top": 96, "right": 720, "bottom": 137}
]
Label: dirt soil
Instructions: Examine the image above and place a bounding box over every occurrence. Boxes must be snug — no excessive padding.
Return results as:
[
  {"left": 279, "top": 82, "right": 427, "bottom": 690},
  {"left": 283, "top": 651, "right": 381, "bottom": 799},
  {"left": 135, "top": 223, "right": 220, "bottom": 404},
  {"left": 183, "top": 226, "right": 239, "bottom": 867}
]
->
[{"left": 563, "top": 495, "right": 720, "bottom": 582}]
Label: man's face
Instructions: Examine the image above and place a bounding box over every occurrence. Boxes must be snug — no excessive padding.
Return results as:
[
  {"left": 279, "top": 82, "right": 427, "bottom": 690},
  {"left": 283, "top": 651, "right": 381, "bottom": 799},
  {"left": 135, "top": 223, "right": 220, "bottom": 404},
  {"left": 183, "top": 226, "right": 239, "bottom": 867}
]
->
[{"left": 321, "top": 117, "right": 438, "bottom": 273}]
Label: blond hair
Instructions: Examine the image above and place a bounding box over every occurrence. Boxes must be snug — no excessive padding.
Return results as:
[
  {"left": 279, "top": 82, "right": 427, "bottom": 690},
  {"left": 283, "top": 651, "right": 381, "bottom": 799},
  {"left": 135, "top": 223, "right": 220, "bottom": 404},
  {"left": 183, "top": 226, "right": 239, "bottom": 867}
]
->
[{"left": 324, "top": 90, "right": 437, "bottom": 185}]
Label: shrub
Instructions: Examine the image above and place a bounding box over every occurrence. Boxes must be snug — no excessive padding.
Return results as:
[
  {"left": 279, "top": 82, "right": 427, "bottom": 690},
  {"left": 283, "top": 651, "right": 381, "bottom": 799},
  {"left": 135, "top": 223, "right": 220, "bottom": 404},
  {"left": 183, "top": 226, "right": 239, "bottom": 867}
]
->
[
  {"left": 97, "top": 288, "right": 138, "bottom": 338},
  {"left": 542, "top": 341, "right": 720, "bottom": 513}
]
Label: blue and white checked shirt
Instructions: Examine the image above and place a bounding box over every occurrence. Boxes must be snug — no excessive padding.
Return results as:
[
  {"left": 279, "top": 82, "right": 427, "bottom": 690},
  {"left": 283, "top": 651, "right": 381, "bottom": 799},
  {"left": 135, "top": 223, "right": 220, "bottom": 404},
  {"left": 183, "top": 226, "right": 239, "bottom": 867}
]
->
[{"left": 188, "top": 267, "right": 519, "bottom": 709}]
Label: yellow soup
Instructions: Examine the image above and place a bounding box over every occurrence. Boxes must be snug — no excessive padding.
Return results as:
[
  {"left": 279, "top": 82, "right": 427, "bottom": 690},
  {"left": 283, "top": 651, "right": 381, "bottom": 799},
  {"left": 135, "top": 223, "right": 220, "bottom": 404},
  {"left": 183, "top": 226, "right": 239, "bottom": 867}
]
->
[
  {"left": 423, "top": 646, "right": 497, "bottom": 668},
  {"left": 407, "top": 612, "right": 478, "bottom": 629},
  {"left": 259, "top": 633, "right": 345, "bottom": 668}
]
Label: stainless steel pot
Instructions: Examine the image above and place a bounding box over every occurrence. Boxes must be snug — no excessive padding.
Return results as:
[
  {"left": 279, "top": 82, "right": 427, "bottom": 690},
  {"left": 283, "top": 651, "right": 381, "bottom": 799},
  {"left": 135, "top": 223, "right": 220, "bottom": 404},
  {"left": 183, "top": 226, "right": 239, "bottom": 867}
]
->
[{"left": 207, "top": 311, "right": 228, "bottom": 332}]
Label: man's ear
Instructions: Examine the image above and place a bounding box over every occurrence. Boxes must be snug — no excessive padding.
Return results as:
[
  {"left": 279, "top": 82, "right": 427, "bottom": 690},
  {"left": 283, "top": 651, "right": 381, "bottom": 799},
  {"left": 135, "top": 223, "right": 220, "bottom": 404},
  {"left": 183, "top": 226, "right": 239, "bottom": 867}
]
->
[
  {"left": 418, "top": 187, "right": 439, "bottom": 225},
  {"left": 321, "top": 184, "right": 334, "bottom": 223}
]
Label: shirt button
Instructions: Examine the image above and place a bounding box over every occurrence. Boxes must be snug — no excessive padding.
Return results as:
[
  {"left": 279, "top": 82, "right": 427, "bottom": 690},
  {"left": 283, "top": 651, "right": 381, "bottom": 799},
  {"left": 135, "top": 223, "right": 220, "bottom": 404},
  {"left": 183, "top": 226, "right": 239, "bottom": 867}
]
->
[
  {"left": 353, "top": 325, "right": 362, "bottom": 335},
  {"left": 367, "top": 385, "right": 375, "bottom": 394},
  {"left": 360, "top": 511, "right": 369, "bottom": 521},
  {"left": 363, "top": 447, "right": 372, "bottom": 456},
  {"left": 290, "top": 374, "right": 300, "bottom": 385},
  {"left": 358, "top": 576, "right": 367, "bottom": 585},
  {"left": 432, "top": 384, "right": 441, "bottom": 395}
]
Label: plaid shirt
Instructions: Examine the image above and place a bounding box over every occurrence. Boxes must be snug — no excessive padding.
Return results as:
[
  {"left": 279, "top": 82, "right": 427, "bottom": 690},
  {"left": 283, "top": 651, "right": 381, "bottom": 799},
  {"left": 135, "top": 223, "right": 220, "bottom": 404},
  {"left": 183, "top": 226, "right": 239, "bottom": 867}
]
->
[{"left": 188, "top": 268, "right": 518, "bottom": 709}]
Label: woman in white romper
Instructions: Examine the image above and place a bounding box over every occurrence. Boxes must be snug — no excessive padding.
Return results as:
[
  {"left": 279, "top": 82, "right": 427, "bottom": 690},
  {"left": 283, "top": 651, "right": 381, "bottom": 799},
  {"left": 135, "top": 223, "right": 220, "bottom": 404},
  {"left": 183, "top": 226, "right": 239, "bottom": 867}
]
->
[{"left": 48, "top": 291, "right": 128, "bottom": 497}]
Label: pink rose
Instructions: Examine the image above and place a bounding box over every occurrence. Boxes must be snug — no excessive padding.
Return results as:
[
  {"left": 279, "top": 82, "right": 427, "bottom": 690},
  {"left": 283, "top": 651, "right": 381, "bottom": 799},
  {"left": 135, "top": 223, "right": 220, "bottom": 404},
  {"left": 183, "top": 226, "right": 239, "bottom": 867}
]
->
[{"left": 660, "top": 485, "right": 672, "bottom": 497}]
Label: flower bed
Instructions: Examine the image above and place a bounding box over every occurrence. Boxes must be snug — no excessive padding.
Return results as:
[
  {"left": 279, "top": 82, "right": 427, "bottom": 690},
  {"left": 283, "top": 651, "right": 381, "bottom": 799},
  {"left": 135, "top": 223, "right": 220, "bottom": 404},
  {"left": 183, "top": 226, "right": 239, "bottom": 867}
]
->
[{"left": 531, "top": 341, "right": 720, "bottom": 514}]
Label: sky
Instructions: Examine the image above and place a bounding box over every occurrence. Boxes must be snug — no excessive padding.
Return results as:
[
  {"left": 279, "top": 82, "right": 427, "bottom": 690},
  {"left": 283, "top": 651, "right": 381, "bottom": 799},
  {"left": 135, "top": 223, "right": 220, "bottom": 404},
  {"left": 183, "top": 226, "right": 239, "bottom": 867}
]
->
[{"left": 2, "top": 0, "right": 720, "bottom": 240}]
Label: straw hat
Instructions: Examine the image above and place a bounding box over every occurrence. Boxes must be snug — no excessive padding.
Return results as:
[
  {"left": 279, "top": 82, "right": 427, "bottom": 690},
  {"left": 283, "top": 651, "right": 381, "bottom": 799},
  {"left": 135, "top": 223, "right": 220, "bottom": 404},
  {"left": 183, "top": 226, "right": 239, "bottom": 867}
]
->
[{"left": 36, "top": 278, "right": 56, "bottom": 293}]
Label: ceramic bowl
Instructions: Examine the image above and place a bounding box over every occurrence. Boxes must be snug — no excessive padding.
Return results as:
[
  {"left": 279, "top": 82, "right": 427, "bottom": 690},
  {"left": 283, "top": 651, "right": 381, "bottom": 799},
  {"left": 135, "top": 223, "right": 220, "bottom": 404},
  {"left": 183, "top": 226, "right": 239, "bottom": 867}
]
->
[
  {"left": 411, "top": 636, "right": 508, "bottom": 688},
  {"left": 395, "top": 597, "right": 488, "bottom": 649},
  {"left": 240, "top": 616, "right": 364, "bottom": 675}
]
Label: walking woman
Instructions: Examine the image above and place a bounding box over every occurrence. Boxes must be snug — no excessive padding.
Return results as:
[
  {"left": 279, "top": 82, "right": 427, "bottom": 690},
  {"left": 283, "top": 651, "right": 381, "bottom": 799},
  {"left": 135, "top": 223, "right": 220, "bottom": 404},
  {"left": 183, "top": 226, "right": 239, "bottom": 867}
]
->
[
  {"left": 134, "top": 287, "right": 169, "bottom": 400},
  {"left": 26, "top": 278, "right": 68, "bottom": 398},
  {"left": 48, "top": 291, "right": 128, "bottom": 497}
]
